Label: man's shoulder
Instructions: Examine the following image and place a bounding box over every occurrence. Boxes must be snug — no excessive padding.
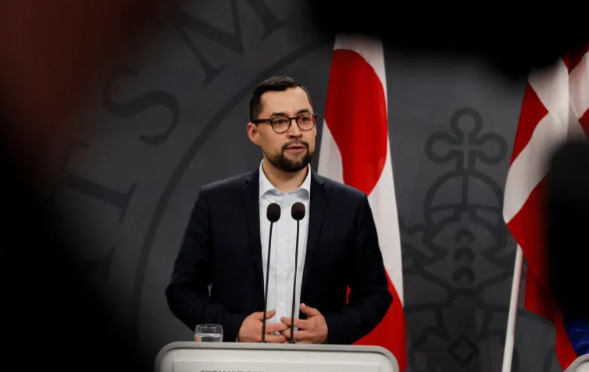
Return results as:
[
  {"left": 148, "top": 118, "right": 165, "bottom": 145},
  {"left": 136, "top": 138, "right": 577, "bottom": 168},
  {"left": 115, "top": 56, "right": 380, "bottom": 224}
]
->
[
  {"left": 314, "top": 173, "right": 365, "bottom": 201},
  {"left": 200, "top": 170, "right": 254, "bottom": 195}
]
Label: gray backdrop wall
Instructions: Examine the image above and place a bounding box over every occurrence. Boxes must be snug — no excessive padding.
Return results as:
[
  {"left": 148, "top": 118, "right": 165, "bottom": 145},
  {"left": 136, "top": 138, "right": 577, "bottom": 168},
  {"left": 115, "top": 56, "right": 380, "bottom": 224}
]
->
[{"left": 53, "top": 1, "right": 560, "bottom": 371}]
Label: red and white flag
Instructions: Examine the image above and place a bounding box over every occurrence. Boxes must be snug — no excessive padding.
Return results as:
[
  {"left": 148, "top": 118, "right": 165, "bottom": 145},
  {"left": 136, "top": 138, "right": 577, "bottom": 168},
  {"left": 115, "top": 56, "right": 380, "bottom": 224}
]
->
[
  {"left": 318, "top": 34, "right": 406, "bottom": 371},
  {"left": 503, "top": 44, "right": 589, "bottom": 371}
]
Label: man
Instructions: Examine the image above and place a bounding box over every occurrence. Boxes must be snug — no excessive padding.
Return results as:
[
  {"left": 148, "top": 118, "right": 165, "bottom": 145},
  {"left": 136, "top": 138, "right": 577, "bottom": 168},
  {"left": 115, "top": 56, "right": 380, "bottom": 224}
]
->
[{"left": 165, "top": 76, "right": 392, "bottom": 344}]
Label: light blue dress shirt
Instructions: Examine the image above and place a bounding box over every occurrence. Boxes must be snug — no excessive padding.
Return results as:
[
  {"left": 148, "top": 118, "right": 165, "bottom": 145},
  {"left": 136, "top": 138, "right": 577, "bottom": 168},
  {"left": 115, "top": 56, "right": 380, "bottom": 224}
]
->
[{"left": 259, "top": 160, "right": 311, "bottom": 327}]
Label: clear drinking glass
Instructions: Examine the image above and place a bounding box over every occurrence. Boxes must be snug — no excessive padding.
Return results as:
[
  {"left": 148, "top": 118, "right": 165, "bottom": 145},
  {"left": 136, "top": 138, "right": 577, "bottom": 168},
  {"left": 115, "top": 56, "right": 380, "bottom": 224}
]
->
[{"left": 194, "top": 324, "right": 223, "bottom": 342}]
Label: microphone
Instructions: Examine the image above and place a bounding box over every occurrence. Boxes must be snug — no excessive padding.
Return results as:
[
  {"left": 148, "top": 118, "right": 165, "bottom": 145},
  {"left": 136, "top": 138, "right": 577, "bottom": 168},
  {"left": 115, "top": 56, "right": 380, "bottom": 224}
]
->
[
  {"left": 289, "top": 202, "right": 306, "bottom": 343},
  {"left": 261, "top": 202, "right": 281, "bottom": 343}
]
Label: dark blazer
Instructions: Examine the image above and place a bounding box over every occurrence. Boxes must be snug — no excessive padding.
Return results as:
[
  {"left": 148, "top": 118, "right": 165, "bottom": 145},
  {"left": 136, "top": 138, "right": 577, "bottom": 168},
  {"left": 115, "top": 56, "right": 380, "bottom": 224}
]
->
[{"left": 165, "top": 167, "right": 392, "bottom": 344}]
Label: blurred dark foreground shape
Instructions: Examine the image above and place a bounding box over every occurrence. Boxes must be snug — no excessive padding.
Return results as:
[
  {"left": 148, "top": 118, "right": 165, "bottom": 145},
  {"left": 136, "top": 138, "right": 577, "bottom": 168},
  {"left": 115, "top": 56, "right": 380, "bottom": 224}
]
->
[
  {"left": 0, "top": 0, "right": 175, "bottom": 371},
  {"left": 547, "top": 140, "right": 589, "bottom": 319},
  {"left": 309, "top": 0, "right": 589, "bottom": 78}
]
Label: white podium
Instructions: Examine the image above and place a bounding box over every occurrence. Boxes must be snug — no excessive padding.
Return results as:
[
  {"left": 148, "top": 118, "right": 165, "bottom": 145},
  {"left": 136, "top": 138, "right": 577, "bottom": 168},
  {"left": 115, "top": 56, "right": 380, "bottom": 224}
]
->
[
  {"left": 565, "top": 355, "right": 589, "bottom": 372},
  {"left": 155, "top": 342, "right": 399, "bottom": 372}
]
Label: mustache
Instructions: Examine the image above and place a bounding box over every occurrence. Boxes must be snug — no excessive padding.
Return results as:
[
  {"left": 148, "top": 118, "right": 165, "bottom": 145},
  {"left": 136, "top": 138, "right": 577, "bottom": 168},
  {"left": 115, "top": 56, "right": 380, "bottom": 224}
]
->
[{"left": 282, "top": 141, "right": 309, "bottom": 152}]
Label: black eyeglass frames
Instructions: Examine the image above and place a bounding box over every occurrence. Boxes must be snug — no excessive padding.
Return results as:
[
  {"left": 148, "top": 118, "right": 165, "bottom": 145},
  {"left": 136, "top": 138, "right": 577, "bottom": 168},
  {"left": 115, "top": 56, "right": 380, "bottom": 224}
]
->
[{"left": 252, "top": 112, "right": 317, "bottom": 133}]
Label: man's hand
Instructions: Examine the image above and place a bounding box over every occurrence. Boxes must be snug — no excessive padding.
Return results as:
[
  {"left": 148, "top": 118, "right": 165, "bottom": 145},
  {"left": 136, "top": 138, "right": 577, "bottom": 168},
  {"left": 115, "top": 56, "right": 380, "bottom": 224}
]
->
[
  {"left": 280, "top": 303, "right": 328, "bottom": 344},
  {"left": 237, "top": 309, "right": 289, "bottom": 343}
]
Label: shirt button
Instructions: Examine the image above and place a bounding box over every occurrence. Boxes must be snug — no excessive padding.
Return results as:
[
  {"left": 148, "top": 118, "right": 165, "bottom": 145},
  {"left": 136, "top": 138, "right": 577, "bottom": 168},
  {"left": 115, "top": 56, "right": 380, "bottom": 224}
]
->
[
  {"left": 279, "top": 239, "right": 285, "bottom": 244},
  {"left": 279, "top": 302, "right": 284, "bottom": 307}
]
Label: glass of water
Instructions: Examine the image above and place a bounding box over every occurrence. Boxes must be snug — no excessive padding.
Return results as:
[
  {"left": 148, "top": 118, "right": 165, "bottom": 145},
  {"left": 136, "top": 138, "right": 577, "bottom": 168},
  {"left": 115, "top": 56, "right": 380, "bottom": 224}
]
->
[{"left": 194, "top": 324, "right": 223, "bottom": 342}]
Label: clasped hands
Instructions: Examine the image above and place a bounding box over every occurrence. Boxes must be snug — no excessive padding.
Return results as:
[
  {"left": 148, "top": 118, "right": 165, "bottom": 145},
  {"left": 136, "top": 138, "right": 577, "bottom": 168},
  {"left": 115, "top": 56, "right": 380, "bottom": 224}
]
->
[{"left": 237, "top": 303, "right": 327, "bottom": 344}]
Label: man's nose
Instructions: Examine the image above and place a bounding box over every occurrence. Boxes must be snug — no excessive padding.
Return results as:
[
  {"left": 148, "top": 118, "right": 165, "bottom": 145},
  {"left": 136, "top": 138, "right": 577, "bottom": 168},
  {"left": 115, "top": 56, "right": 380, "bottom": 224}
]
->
[{"left": 287, "top": 118, "right": 302, "bottom": 137}]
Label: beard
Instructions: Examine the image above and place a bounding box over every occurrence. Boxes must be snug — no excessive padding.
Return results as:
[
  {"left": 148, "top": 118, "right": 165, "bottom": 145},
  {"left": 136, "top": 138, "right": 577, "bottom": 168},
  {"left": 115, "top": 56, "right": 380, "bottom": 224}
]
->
[{"left": 265, "top": 141, "right": 314, "bottom": 173}]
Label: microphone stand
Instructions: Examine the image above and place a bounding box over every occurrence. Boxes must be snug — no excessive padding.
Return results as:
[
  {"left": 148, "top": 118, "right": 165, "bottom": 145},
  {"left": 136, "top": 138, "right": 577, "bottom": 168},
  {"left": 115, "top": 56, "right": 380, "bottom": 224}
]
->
[
  {"left": 261, "top": 221, "right": 274, "bottom": 343},
  {"left": 289, "top": 219, "right": 300, "bottom": 344}
]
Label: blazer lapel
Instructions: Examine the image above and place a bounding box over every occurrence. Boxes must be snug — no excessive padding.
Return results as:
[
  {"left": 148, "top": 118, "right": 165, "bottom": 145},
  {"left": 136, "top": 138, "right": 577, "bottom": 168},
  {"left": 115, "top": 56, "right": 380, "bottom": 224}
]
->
[
  {"left": 242, "top": 168, "right": 264, "bottom": 304},
  {"left": 301, "top": 171, "right": 328, "bottom": 297}
]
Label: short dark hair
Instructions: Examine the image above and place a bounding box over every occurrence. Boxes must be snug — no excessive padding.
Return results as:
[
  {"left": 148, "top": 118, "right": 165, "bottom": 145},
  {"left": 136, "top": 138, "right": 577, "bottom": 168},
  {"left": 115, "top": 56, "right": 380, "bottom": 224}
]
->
[{"left": 249, "top": 76, "right": 313, "bottom": 121}]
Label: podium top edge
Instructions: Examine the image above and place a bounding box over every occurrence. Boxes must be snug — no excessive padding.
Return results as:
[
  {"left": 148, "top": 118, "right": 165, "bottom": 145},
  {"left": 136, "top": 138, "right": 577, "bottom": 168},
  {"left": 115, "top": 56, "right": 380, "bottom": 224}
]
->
[{"left": 154, "top": 341, "right": 399, "bottom": 370}]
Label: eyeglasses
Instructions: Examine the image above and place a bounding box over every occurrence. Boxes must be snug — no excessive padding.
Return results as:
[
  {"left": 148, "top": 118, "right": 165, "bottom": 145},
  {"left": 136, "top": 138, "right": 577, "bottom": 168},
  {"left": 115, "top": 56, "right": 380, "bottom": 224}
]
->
[{"left": 252, "top": 113, "right": 317, "bottom": 134}]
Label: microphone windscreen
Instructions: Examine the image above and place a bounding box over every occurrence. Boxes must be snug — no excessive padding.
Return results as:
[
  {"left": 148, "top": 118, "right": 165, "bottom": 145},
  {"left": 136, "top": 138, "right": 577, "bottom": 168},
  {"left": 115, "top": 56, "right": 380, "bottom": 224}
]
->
[
  {"left": 267, "top": 203, "right": 281, "bottom": 223},
  {"left": 547, "top": 140, "right": 589, "bottom": 317},
  {"left": 291, "top": 202, "right": 305, "bottom": 221}
]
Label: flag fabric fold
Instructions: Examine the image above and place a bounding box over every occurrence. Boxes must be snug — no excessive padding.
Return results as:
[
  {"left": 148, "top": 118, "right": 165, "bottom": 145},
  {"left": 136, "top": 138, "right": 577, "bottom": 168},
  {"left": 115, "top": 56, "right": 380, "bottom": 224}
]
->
[
  {"left": 318, "top": 34, "right": 406, "bottom": 371},
  {"left": 503, "top": 43, "right": 589, "bottom": 370}
]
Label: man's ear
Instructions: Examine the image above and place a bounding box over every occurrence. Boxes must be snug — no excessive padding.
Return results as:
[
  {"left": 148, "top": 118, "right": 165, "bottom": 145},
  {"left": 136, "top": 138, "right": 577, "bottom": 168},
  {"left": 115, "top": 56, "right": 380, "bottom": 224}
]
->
[{"left": 247, "top": 122, "right": 260, "bottom": 146}]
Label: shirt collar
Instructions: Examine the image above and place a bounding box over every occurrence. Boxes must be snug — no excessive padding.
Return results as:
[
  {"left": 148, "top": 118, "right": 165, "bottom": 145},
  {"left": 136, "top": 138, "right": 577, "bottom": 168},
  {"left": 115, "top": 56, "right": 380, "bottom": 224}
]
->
[{"left": 259, "top": 159, "right": 311, "bottom": 197}]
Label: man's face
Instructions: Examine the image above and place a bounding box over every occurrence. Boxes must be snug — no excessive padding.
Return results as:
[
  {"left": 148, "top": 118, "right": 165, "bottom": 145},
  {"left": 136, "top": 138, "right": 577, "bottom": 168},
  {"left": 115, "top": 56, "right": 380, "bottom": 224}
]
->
[{"left": 248, "top": 87, "right": 316, "bottom": 173}]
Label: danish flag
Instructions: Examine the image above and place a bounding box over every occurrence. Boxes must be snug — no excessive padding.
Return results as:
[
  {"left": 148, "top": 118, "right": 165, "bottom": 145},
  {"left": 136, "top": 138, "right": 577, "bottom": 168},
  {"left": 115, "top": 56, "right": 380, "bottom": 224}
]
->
[{"left": 318, "top": 34, "right": 406, "bottom": 371}]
